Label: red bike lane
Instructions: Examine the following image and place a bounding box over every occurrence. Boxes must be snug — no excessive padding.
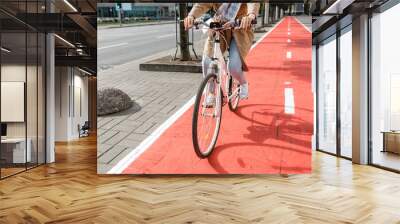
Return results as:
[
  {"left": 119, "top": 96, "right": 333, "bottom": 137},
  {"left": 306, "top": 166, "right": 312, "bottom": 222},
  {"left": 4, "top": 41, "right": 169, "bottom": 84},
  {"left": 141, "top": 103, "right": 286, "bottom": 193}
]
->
[{"left": 122, "top": 17, "right": 313, "bottom": 174}]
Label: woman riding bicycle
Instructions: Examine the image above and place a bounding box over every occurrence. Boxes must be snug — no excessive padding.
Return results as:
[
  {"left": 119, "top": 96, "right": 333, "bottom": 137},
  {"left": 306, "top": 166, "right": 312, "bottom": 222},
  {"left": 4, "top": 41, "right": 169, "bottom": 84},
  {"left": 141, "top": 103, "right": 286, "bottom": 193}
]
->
[{"left": 184, "top": 3, "right": 260, "bottom": 101}]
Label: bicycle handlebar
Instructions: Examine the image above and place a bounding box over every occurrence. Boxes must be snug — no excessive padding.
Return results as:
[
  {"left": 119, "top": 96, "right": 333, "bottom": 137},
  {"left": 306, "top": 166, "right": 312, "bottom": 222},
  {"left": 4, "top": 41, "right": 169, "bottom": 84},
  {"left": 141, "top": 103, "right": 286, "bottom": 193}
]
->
[
  {"left": 193, "top": 19, "right": 257, "bottom": 29},
  {"left": 182, "top": 18, "right": 257, "bottom": 31}
]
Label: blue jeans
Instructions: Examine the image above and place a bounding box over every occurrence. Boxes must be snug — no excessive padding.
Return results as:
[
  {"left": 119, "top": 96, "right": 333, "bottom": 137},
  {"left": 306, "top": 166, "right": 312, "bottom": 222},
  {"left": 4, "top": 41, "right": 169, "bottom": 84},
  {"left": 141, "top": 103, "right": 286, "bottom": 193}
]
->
[{"left": 202, "top": 38, "right": 247, "bottom": 85}]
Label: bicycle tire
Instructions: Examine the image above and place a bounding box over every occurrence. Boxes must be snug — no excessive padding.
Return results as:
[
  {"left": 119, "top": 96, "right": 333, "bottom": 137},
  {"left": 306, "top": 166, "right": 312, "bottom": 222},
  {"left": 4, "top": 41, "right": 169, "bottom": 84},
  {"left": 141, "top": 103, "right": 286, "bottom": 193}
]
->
[{"left": 192, "top": 73, "right": 222, "bottom": 158}]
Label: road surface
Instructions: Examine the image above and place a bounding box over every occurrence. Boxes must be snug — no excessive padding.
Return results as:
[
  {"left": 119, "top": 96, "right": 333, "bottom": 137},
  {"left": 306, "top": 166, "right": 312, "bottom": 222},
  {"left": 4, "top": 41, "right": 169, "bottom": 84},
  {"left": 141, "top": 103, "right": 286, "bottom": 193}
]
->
[{"left": 98, "top": 23, "right": 204, "bottom": 71}]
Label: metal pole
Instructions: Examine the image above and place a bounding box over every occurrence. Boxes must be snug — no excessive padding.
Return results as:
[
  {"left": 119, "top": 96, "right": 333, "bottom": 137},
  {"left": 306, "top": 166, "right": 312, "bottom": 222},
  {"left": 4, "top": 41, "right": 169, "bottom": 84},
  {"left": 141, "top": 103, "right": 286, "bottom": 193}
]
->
[{"left": 173, "top": 3, "right": 179, "bottom": 60}]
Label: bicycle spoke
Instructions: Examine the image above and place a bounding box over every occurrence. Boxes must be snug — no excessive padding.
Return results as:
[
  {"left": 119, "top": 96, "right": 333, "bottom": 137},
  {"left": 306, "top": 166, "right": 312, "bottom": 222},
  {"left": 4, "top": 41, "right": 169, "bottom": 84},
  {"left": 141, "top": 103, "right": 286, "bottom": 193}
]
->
[{"left": 192, "top": 74, "right": 222, "bottom": 157}]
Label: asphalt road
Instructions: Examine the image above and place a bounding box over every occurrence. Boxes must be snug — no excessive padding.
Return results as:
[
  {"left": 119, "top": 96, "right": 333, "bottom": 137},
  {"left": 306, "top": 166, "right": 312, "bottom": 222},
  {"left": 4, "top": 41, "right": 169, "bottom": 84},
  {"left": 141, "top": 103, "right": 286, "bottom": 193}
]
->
[{"left": 98, "top": 23, "right": 204, "bottom": 71}]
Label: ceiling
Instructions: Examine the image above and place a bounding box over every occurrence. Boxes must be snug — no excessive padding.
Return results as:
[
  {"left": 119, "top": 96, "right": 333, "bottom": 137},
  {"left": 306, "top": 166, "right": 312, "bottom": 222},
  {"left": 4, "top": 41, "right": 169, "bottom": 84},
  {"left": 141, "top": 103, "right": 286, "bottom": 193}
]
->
[{"left": 0, "top": 0, "right": 97, "bottom": 75}]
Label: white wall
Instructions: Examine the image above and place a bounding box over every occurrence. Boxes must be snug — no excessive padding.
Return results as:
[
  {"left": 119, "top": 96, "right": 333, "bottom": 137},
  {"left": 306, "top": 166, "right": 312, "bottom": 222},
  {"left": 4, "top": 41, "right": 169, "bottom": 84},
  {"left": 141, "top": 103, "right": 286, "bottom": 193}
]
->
[
  {"left": 1, "top": 65, "right": 28, "bottom": 138},
  {"left": 55, "top": 66, "right": 69, "bottom": 141},
  {"left": 54, "top": 67, "right": 89, "bottom": 141},
  {"left": 71, "top": 73, "right": 89, "bottom": 138}
]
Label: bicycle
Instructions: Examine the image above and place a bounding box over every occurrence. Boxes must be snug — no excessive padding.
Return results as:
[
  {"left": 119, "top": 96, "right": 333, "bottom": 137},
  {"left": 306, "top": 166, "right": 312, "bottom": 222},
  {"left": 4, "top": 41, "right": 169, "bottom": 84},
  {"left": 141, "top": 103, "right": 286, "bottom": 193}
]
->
[{"left": 191, "top": 19, "right": 256, "bottom": 158}]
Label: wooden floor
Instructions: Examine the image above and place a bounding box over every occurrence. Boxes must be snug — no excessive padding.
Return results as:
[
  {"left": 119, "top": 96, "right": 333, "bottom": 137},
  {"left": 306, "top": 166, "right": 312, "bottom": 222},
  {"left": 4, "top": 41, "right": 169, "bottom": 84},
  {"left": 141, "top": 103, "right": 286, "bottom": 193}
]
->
[{"left": 0, "top": 135, "right": 400, "bottom": 223}]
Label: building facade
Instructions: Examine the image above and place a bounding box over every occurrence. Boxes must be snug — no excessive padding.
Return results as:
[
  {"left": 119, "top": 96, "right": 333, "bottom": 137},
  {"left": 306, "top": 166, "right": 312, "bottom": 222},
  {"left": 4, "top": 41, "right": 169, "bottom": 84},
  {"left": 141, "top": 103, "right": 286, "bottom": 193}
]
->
[{"left": 97, "top": 3, "right": 175, "bottom": 20}]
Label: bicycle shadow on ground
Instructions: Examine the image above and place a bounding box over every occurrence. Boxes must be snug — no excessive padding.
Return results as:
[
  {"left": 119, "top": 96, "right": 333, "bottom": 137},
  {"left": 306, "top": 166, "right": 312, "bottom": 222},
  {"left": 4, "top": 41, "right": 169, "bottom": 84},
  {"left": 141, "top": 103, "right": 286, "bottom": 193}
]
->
[{"left": 207, "top": 103, "right": 313, "bottom": 174}]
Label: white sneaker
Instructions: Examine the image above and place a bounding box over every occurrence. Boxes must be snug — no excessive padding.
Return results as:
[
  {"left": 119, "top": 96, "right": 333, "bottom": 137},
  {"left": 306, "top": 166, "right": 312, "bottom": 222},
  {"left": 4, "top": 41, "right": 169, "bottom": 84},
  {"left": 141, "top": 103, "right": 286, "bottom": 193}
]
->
[
  {"left": 203, "top": 94, "right": 215, "bottom": 107},
  {"left": 239, "top": 83, "right": 249, "bottom": 99}
]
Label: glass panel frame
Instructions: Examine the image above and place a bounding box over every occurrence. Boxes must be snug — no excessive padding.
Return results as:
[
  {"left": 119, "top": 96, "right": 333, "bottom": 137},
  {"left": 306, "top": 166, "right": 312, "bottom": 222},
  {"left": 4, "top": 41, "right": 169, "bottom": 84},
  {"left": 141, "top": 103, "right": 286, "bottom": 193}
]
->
[
  {"left": 0, "top": 14, "right": 28, "bottom": 178},
  {"left": 339, "top": 25, "right": 353, "bottom": 159},
  {"left": 0, "top": 0, "right": 47, "bottom": 179},
  {"left": 317, "top": 34, "right": 337, "bottom": 155}
]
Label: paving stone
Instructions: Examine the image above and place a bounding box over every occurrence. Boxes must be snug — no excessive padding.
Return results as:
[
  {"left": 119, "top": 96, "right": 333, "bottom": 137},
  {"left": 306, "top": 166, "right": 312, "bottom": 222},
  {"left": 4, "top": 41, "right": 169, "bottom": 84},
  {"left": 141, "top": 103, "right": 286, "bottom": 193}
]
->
[
  {"left": 126, "top": 133, "right": 148, "bottom": 142},
  {"left": 97, "top": 145, "right": 127, "bottom": 164},
  {"left": 111, "top": 120, "right": 143, "bottom": 132},
  {"left": 141, "top": 104, "right": 165, "bottom": 112},
  {"left": 127, "top": 110, "right": 147, "bottom": 121},
  {"left": 97, "top": 128, "right": 108, "bottom": 137},
  {"left": 100, "top": 129, "right": 119, "bottom": 144},
  {"left": 109, "top": 147, "right": 136, "bottom": 165},
  {"left": 97, "top": 143, "right": 113, "bottom": 157},
  {"left": 103, "top": 131, "right": 130, "bottom": 146},
  {"left": 97, "top": 163, "right": 114, "bottom": 174},
  {"left": 134, "top": 122, "right": 157, "bottom": 134},
  {"left": 101, "top": 117, "right": 125, "bottom": 130},
  {"left": 160, "top": 104, "right": 176, "bottom": 115},
  {"left": 135, "top": 111, "right": 156, "bottom": 122},
  {"left": 97, "top": 117, "right": 114, "bottom": 128},
  {"left": 145, "top": 123, "right": 161, "bottom": 135},
  {"left": 116, "top": 139, "right": 141, "bottom": 149},
  {"left": 146, "top": 114, "right": 168, "bottom": 124}
]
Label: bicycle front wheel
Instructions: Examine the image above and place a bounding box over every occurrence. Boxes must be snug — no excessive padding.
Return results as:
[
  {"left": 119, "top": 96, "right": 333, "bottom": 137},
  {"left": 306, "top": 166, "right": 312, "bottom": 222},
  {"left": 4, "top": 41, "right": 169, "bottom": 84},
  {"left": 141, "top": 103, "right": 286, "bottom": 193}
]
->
[{"left": 192, "top": 73, "right": 222, "bottom": 158}]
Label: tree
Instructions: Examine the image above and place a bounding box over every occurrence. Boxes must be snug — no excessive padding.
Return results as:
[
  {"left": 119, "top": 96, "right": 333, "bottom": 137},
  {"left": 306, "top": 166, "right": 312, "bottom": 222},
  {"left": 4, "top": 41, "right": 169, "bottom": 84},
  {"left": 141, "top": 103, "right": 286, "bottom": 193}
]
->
[
  {"left": 261, "top": 2, "right": 265, "bottom": 27},
  {"left": 178, "top": 3, "right": 191, "bottom": 61}
]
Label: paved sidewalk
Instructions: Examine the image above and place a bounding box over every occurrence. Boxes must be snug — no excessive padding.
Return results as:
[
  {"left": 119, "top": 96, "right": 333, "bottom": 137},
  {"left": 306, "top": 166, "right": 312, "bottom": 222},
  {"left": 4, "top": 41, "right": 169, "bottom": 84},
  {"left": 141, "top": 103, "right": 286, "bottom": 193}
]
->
[
  {"left": 97, "top": 53, "right": 203, "bottom": 173},
  {"left": 98, "top": 22, "right": 281, "bottom": 174}
]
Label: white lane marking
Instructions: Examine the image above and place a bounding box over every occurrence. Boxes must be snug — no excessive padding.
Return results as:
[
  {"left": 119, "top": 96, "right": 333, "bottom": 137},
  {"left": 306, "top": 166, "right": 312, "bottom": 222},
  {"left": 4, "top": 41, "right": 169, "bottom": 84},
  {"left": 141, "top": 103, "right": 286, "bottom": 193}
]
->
[
  {"left": 284, "top": 81, "right": 292, "bottom": 85},
  {"left": 286, "top": 51, "right": 292, "bottom": 59},
  {"left": 157, "top": 34, "right": 175, "bottom": 39},
  {"left": 107, "top": 96, "right": 195, "bottom": 174},
  {"left": 284, "top": 88, "right": 295, "bottom": 114},
  {"left": 98, "top": 42, "right": 128, "bottom": 50},
  {"left": 287, "top": 39, "right": 291, "bottom": 43},
  {"left": 106, "top": 17, "right": 288, "bottom": 174},
  {"left": 288, "top": 32, "right": 291, "bottom": 35}
]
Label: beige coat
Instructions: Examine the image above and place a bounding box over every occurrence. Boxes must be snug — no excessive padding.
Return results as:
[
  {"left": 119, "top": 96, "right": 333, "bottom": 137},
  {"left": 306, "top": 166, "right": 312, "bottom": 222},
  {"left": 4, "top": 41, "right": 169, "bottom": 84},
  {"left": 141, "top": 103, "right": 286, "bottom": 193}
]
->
[{"left": 188, "top": 3, "right": 260, "bottom": 71}]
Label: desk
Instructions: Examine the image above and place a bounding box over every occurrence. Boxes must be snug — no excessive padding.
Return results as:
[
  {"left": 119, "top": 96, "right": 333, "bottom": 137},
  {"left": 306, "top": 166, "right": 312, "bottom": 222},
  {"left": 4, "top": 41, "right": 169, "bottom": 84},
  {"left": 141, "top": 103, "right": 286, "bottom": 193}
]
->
[
  {"left": 382, "top": 131, "right": 400, "bottom": 154},
  {"left": 1, "top": 138, "right": 31, "bottom": 163}
]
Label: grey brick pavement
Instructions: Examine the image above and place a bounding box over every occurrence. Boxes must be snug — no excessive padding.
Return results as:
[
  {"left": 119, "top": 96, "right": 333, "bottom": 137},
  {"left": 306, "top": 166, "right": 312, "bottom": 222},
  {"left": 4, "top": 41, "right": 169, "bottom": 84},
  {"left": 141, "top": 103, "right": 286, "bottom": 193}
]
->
[{"left": 97, "top": 46, "right": 204, "bottom": 173}]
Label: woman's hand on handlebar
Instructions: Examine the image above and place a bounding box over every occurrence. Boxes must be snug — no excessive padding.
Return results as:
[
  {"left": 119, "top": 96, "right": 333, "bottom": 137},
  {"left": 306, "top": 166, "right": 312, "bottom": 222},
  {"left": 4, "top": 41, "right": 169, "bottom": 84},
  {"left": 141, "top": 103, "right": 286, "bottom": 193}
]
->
[
  {"left": 184, "top": 15, "right": 194, "bottom": 30},
  {"left": 240, "top": 14, "right": 256, "bottom": 30}
]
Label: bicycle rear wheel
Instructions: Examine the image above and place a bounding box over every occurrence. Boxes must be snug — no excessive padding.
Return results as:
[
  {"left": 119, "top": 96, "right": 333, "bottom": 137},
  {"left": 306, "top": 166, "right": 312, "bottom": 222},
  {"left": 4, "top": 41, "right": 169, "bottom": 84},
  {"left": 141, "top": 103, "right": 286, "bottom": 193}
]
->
[
  {"left": 228, "top": 76, "right": 240, "bottom": 111},
  {"left": 192, "top": 73, "right": 222, "bottom": 158}
]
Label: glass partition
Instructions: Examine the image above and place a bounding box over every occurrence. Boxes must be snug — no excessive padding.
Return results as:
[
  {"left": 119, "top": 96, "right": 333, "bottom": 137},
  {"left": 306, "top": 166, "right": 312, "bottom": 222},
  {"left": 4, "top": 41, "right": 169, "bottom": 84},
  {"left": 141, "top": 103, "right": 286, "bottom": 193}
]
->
[
  {"left": 0, "top": 1, "right": 46, "bottom": 179},
  {"left": 317, "top": 35, "right": 337, "bottom": 154},
  {"left": 339, "top": 26, "right": 352, "bottom": 158},
  {"left": 27, "top": 30, "right": 38, "bottom": 169},
  {"left": 38, "top": 32, "right": 45, "bottom": 165},
  {"left": 1, "top": 29, "right": 28, "bottom": 178},
  {"left": 371, "top": 3, "right": 400, "bottom": 171}
]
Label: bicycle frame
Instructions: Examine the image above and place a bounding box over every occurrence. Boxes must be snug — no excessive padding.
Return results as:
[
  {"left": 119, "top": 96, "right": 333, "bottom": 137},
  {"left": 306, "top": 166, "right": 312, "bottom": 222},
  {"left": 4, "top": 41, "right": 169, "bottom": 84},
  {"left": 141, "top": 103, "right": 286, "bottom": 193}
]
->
[
  {"left": 203, "top": 30, "right": 224, "bottom": 118},
  {"left": 206, "top": 29, "right": 239, "bottom": 113}
]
